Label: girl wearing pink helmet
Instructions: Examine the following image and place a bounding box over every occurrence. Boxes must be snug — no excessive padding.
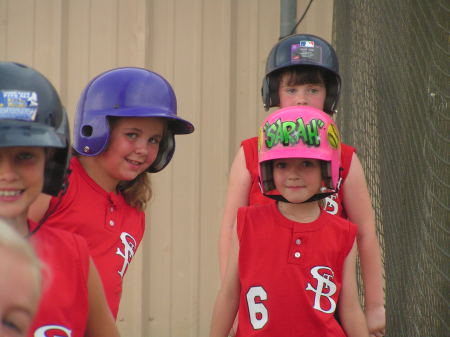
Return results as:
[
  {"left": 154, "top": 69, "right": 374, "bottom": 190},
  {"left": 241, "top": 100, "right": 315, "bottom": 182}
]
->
[
  {"left": 29, "top": 67, "right": 194, "bottom": 319},
  {"left": 210, "top": 106, "right": 369, "bottom": 337},
  {"left": 219, "top": 34, "right": 385, "bottom": 336}
]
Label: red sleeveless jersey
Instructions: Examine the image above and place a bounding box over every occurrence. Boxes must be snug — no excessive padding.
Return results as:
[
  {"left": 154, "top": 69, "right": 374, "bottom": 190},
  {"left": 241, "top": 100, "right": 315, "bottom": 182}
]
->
[
  {"left": 42, "top": 157, "right": 146, "bottom": 318},
  {"left": 241, "top": 137, "right": 356, "bottom": 218},
  {"left": 236, "top": 204, "right": 357, "bottom": 336},
  {"left": 29, "top": 222, "right": 89, "bottom": 337}
]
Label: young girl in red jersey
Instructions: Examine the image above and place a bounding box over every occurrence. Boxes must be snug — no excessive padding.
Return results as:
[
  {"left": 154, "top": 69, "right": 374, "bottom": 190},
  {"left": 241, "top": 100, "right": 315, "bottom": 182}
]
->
[
  {"left": 219, "top": 34, "right": 385, "bottom": 336},
  {"left": 0, "top": 62, "right": 119, "bottom": 337},
  {"left": 210, "top": 106, "right": 369, "bottom": 337},
  {"left": 29, "top": 67, "right": 195, "bottom": 318},
  {"left": 0, "top": 220, "right": 41, "bottom": 337}
]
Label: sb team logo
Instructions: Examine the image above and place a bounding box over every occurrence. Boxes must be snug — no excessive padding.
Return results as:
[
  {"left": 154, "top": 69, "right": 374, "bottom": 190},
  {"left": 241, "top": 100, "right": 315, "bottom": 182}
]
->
[{"left": 34, "top": 325, "right": 72, "bottom": 337}]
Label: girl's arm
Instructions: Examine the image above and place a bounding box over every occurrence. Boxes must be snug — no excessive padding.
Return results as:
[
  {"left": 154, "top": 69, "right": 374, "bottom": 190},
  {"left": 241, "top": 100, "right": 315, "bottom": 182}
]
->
[
  {"left": 85, "top": 259, "right": 120, "bottom": 337},
  {"left": 343, "top": 153, "right": 385, "bottom": 335},
  {"left": 210, "top": 223, "right": 240, "bottom": 337},
  {"left": 28, "top": 193, "right": 52, "bottom": 223},
  {"left": 338, "top": 241, "right": 370, "bottom": 337},
  {"left": 219, "top": 147, "right": 251, "bottom": 278}
]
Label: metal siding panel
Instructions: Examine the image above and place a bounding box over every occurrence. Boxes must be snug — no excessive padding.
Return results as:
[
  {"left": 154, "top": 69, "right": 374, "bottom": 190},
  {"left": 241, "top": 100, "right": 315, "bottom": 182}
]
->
[
  {"left": 34, "top": 0, "right": 63, "bottom": 91},
  {"left": 198, "top": 0, "right": 233, "bottom": 335},
  {"left": 5, "top": 0, "right": 35, "bottom": 64},
  {"left": 117, "top": 0, "right": 146, "bottom": 67},
  {"left": 170, "top": 0, "right": 202, "bottom": 335},
  {"left": 66, "top": 0, "right": 90, "bottom": 118},
  {"left": 231, "top": 0, "right": 262, "bottom": 153},
  {"left": 89, "top": 0, "right": 119, "bottom": 73},
  {"left": 146, "top": 2, "right": 176, "bottom": 335},
  {"left": 297, "top": 0, "right": 333, "bottom": 42},
  {"left": 0, "top": 0, "right": 6, "bottom": 59}
]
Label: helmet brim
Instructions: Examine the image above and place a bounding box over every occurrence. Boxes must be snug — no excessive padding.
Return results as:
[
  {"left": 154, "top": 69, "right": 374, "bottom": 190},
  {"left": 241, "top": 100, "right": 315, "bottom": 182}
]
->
[
  {"left": 97, "top": 107, "right": 195, "bottom": 135},
  {"left": 0, "top": 120, "right": 66, "bottom": 148}
]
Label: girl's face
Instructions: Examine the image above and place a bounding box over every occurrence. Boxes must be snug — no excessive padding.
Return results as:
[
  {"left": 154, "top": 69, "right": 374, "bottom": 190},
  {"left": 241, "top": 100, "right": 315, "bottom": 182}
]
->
[
  {"left": 0, "top": 147, "right": 45, "bottom": 221},
  {"left": 97, "top": 117, "right": 165, "bottom": 186},
  {"left": 272, "top": 158, "right": 322, "bottom": 203},
  {"left": 0, "top": 247, "right": 39, "bottom": 337},
  {"left": 278, "top": 73, "right": 326, "bottom": 110}
]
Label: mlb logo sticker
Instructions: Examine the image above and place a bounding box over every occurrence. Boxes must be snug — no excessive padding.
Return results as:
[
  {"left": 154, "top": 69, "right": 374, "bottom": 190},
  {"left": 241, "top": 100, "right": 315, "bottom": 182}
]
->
[{"left": 300, "top": 40, "right": 314, "bottom": 48}]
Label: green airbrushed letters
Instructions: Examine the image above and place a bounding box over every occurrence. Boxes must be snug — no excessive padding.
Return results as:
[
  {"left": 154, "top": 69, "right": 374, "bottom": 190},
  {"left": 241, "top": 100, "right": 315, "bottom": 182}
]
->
[{"left": 264, "top": 118, "right": 325, "bottom": 149}]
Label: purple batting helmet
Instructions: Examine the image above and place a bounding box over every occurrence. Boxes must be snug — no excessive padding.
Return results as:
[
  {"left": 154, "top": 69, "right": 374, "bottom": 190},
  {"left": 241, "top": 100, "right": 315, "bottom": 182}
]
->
[{"left": 73, "top": 67, "right": 194, "bottom": 172}]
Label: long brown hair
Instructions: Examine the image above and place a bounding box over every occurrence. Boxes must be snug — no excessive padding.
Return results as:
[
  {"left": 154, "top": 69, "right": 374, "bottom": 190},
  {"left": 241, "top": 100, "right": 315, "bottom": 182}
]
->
[{"left": 117, "top": 173, "right": 152, "bottom": 211}]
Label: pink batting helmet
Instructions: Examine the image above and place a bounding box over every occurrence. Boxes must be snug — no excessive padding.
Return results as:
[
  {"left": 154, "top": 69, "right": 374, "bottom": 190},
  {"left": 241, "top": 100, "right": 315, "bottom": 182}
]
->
[{"left": 258, "top": 105, "right": 341, "bottom": 201}]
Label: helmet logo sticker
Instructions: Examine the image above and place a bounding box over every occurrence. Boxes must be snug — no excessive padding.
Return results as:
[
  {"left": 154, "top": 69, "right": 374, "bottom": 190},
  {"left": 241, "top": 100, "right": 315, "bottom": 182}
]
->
[
  {"left": 0, "top": 90, "right": 38, "bottom": 121},
  {"left": 263, "top": 118, "right": 325, "bottom": 149},
  {"left": 291, "top": 41, "right": 322, "bottom": 64},
  {"left": 327, "top": 124, "right": 340, "bottom": 149}
]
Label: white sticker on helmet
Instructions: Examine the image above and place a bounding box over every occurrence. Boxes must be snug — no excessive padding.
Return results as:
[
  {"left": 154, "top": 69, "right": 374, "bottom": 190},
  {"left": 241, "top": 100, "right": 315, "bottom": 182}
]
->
[
  {"left": 0, "top": 90, "right": 38, "bottom": 121},
  {"left": 291, "top": 42, "right": 322, "bottom": 64}
]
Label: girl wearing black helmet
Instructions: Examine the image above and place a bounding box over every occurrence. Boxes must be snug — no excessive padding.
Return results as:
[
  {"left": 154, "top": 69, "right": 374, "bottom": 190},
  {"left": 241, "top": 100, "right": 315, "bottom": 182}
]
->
[
  {"left": 29, "top": 67, "right": 194, "bottom": 319},
  {"left": 219, "top": 34, "right": 385, "bottom": 337},
  {"left": 0, "top": 62, "right": 120, "bottom": 337}
]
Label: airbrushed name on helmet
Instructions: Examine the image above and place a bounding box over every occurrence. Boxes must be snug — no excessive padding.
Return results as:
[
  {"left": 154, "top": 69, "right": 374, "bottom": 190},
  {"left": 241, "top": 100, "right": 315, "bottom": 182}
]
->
[
  {"left": 0, "top": 90, "right": 38, "bottom": 121},
  {"left": 262, "top": 117, "right": 325, "bottom": 149}
]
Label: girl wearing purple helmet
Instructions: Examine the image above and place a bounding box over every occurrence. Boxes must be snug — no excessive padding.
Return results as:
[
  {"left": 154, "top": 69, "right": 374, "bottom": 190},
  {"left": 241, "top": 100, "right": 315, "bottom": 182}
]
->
[{"left": 29, "top": 67, "right": 194, "bottom": 318}]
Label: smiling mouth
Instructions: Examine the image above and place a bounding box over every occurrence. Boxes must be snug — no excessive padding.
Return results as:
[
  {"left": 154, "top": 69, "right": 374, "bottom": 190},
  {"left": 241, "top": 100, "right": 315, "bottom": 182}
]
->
[
  {"left": 0, "top": 190, "right": 23, "bottom": 197},
  {"left": 126, "top": 159, "right": 143, "bottom": 166},
  {"left": 0, "top": 189, "right": 23, "bottom": 201}
]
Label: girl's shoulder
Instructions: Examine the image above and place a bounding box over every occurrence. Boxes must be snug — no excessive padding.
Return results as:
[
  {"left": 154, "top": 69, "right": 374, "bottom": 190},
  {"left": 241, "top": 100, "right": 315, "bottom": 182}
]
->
[
  {"left": 319, "top": 210, "right": 357, "bottom": 254},
  {"left": 241, "top": 136, "right": 258, "bottom": 148},
  {"left": 31, "top": 224, "right": 89, "bottom": 256}
]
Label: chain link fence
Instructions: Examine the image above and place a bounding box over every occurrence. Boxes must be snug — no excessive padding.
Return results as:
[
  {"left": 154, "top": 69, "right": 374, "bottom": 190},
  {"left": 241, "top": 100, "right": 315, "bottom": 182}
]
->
[{"left": 333, "top": 1, "right": 449, "bottom": 336}]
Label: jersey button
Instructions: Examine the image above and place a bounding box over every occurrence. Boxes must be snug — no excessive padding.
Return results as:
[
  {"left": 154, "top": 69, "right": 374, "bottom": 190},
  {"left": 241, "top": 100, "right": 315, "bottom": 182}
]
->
[
  {"left": 295, "top": 238, "right": 301, "bottom": 245},
  {"left": 294, "top": 252, "right": 301, "bottom": 258},
  {"left": 109, "top": 220, "right": 115, "bottom": 226}
]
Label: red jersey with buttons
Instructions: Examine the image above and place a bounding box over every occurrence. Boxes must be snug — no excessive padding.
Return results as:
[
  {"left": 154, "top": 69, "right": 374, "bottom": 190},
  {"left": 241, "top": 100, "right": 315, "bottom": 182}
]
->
[
  {"left": 236, "top": 203, "right": 357, "bottom": 337},
  {"left": 29, "top": 222, "right": 89, "bottom": 337},
  {"left": 241, "top": 137, "right": 356, "bottom": 218},
  {"left": 42, "top": 157, "right": 145, "bottom": 318}
]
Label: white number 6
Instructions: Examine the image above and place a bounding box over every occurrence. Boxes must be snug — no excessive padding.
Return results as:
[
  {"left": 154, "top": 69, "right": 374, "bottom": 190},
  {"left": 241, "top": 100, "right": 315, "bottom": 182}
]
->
[{"left": 246, "top": 286, "right": 268, "bottom": 330}]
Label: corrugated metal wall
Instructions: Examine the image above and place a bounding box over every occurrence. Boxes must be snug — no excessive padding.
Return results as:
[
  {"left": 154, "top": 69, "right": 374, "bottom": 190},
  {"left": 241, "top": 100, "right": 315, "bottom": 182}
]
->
[{"left": 0, "top": 0, "right": 333, "bottom": 336}]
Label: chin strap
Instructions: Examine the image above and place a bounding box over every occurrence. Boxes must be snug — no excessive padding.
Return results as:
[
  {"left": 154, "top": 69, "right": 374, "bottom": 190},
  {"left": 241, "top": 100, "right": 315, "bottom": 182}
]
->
[
  {"left": 260, "top": 176, "right": 342, "bottom": 205},
  {"left": 263, "top": 191, "right": 336, "bottom": 204}
]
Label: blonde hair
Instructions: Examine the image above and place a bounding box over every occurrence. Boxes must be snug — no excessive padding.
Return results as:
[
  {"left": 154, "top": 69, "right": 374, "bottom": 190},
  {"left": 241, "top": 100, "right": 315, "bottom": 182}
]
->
[
  {"left": 117, "top": 173, "right": 152, "bottom": 211},
  {"left": 0, "top": 219, "right": 42, "bottom": 293}
]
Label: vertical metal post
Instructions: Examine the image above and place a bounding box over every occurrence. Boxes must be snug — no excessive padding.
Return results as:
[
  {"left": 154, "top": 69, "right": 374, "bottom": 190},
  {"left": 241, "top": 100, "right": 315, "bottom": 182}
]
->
[{"left": 280, "top": 0, "right": 297, "bottom": 39}]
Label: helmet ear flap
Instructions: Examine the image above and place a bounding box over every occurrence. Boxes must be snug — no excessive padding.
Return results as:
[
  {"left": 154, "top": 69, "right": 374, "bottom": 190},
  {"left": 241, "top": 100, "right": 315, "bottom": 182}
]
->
[
  {"left": 43, "top": 107, "right": 70, "bottom": 196},
  {"left": 43, "top": 147, "right": 70, "bottom": 196},
  {"left": 320, "top": 161, "right": 332, "bottom": 190},
  {"left": 262, "top": 78, "right": 271, "bottom": 111},
  {"left": 259, "top": 161, "right": 275, "bottom": 193},
  {"left": 147, "top": 130, "right": 175, "bottom": 173}
]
